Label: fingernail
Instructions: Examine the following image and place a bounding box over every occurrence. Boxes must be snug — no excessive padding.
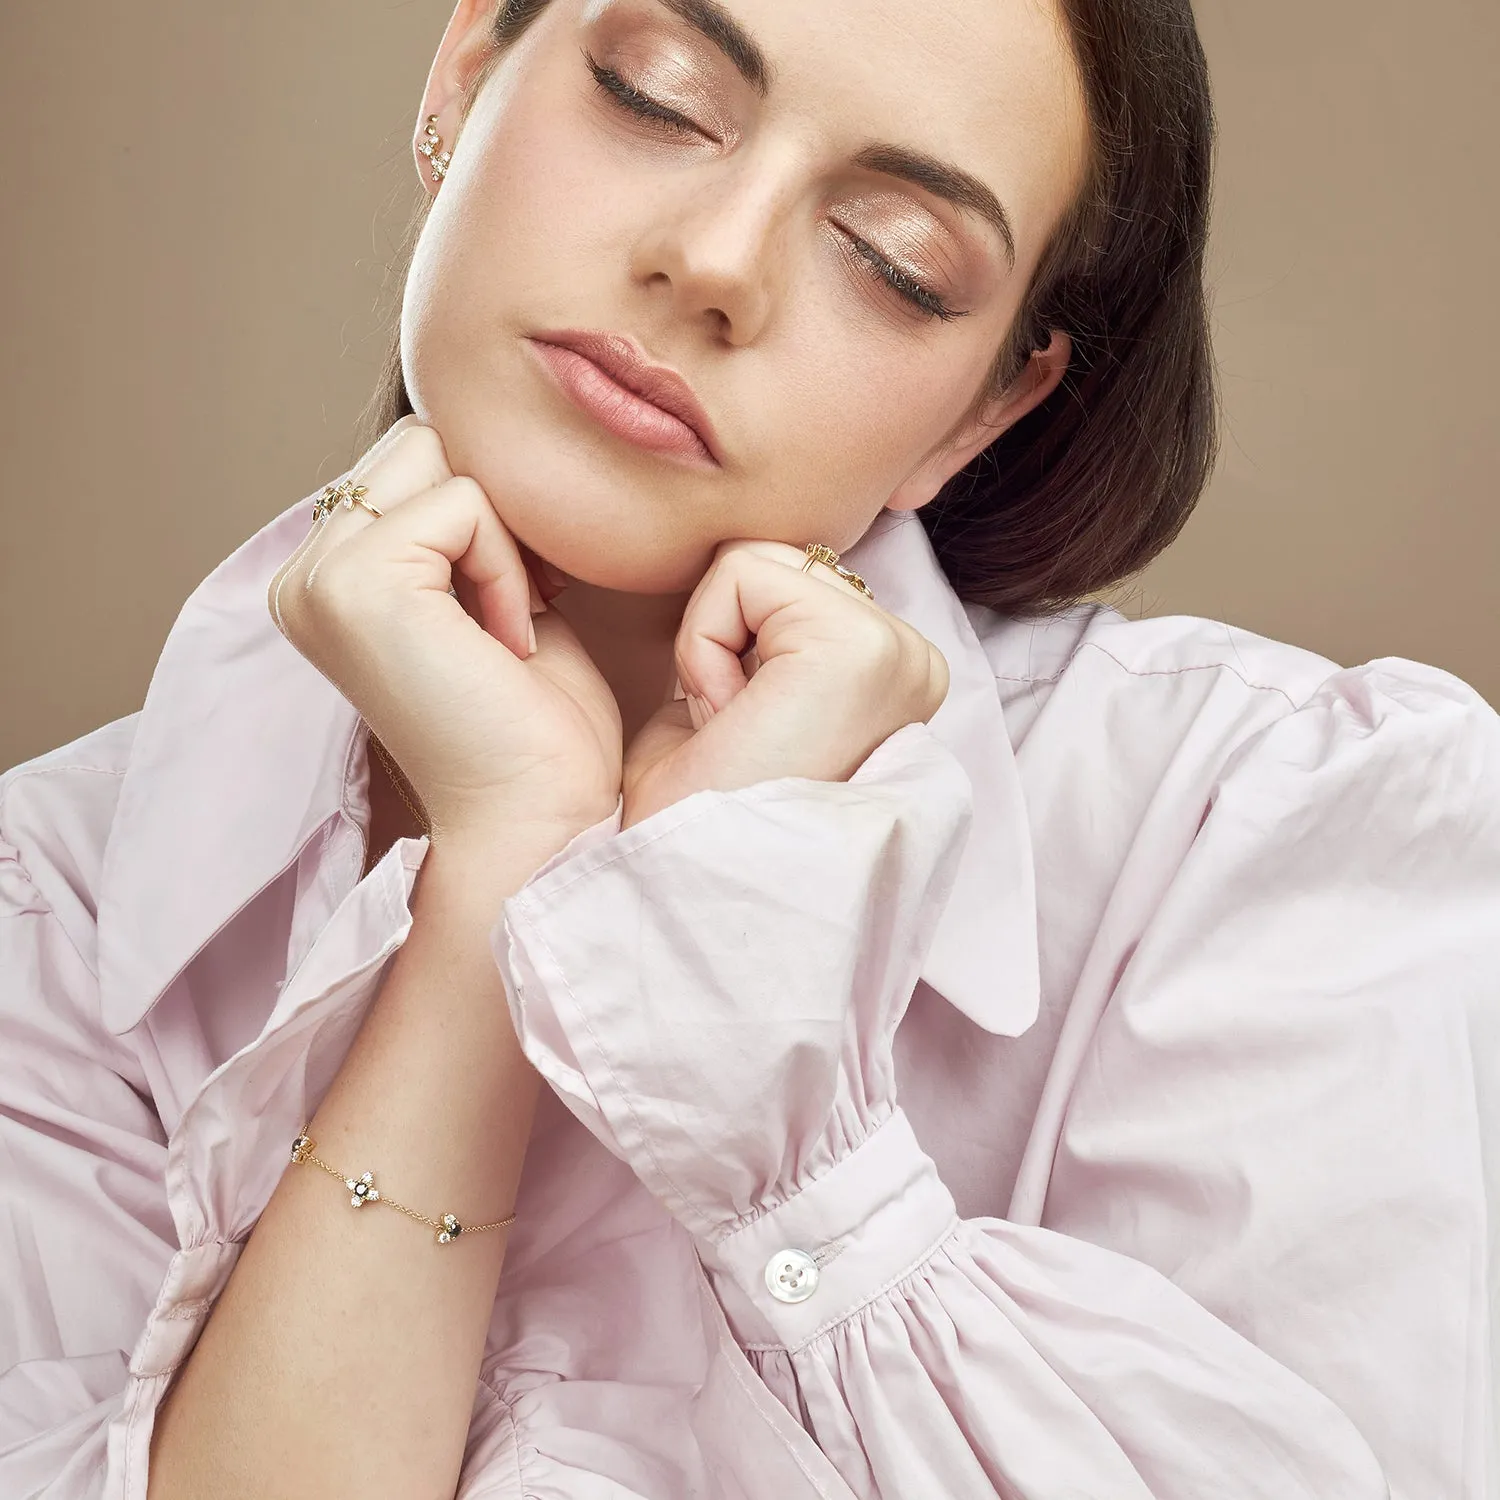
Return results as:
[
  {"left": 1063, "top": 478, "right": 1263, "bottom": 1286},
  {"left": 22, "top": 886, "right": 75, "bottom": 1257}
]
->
[
  {"left": 538, "top": 558, "right": 569, "bottom": 592},
  {"left": 526, "top": 616, "right": 538, "bottom": 656},
  {"left": 528, "top": 571, "right": 547, "bottom": 616},
  {"left": 670, "top": 676, "right": 687, "bottom": 702},
  {"left": 689, "top": 694, "right": 715, "bottom": 728}
]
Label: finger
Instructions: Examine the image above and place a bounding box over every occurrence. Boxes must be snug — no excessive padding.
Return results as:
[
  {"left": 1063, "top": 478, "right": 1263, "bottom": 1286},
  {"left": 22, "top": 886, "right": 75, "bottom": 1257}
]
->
[
  {"left": 312, "top": 425, "right": 552, "bottom": 617},
  {"left": 335, "top": 413, "right": 421, "bottom": 494},
  {"left": 675, "top": 545, "right": 865, "bottom": 711},
  {"left": 310, "top": 423, "right": 454, "bottom": 550},
  {"left": 269, "top": 518, "right": 328, "bottom": 637},
  {"left": 284, "top": 425, "right": 454, "bottom": 627},
  {"left": 800, "top": 551, "right": 880, "bottom": 609},
  {"left": 329, "top": 474, "right": 538, "bottom": 660},
  {"left": 671, "top": 548, "right": 756, "bottom": 710},
  {"left": 699, "top": 537, "right": 875, "bottom": 609},
  {"left": 518, "top": 539, "right": 569, "bottom": 604}
]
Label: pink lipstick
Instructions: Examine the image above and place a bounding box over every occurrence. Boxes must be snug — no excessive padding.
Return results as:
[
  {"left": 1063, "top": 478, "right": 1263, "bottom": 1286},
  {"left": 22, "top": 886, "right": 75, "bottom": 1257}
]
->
[{"left": 525, "top": 329, "right": 722, "bottom": 468}]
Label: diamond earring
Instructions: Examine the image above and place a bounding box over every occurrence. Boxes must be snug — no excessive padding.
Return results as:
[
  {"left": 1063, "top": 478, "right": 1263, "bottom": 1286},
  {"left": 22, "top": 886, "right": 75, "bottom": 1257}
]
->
[{"left": 418, "top": 114, "right": 453, "bottom": 183}]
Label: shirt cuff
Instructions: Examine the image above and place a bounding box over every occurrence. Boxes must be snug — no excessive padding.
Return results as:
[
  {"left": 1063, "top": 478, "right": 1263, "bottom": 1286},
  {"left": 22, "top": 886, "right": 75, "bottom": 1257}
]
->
[{"left": 694, "top": 1108, "right": 959, "bottom": 1352}]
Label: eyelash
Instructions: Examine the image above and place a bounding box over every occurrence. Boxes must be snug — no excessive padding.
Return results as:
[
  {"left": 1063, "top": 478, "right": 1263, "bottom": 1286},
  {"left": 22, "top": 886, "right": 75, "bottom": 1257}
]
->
[{"left": 583, "top": 51, "right": 964, "bottom": 324}]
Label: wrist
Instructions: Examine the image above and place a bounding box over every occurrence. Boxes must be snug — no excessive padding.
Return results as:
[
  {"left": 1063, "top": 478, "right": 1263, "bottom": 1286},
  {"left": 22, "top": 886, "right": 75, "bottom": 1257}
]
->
[{"left": 428, "top": 806, "right": 613, "bottom": 872}]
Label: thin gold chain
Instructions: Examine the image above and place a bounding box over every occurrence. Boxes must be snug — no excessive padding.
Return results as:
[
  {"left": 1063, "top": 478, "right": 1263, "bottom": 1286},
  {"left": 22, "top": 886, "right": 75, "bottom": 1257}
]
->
[
  {"left": 367, "top": 728, "right": 431, "bottom": 836},
  {"left": 290, "top": 1132, "right": 516, "bottom": 1243}
]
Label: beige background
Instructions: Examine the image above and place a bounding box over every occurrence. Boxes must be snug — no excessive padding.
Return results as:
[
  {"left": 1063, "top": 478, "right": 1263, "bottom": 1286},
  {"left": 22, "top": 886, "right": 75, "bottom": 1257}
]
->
[{"left": 2, "top": 0, "right": 1495, "bottom": 772}]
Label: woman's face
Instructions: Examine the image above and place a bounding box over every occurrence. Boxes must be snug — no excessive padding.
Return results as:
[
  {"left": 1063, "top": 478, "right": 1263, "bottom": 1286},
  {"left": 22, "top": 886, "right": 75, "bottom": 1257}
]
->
[{"left": 404, "top": 0, "right": 1089, "bottom": 593}]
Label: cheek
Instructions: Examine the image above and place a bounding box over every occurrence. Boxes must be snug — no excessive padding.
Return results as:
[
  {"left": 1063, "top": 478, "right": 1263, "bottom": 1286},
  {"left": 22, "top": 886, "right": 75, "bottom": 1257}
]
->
[
  {"left": 409, "top": 74, "right": 622, "bottom": 346},
  {"left": 748, "top": 339, "right": 984, "bottom": 547}
]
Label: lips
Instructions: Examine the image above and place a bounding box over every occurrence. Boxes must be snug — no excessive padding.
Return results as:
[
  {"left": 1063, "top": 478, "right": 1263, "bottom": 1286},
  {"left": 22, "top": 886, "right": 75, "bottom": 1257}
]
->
[{"left": 527, "top": 328, "right": 722, "bottom": 464}]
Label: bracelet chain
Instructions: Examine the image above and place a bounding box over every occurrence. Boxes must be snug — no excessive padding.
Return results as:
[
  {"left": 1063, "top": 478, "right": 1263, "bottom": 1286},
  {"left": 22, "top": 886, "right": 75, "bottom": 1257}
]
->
[{"left": 290, "top": 1131, "right": 516, "bottom": 1245}]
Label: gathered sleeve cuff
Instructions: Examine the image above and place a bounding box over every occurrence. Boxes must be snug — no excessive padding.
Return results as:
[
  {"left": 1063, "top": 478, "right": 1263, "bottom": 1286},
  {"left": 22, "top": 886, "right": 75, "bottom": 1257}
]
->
[{"left": 498, "top": 676, "right": 1498, "bottom": 1498}]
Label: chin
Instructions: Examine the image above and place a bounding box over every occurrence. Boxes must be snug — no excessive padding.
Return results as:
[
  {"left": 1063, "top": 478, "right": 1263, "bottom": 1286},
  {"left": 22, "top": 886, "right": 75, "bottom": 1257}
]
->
[
  {"left": 529, "top": 525, "right": 714, "bottom": 596},
  {"left": 478, "top": 491, "right": 710, "bottom": 597},
  {"left": 413, "top": 381, "right": 724, "bottom": 595}
]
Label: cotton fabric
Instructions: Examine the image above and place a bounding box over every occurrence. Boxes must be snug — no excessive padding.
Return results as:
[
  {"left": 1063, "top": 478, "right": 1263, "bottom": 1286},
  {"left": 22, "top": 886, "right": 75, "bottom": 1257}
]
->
[{"left": 2, "top": 492, "right": 1497, "bottom": 1498}]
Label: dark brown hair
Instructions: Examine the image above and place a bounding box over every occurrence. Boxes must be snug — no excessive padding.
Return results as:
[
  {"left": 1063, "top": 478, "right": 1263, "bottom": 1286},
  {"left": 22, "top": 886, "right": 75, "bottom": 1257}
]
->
[{"left": 361, "top": 0, "right": 1218, "bottom": 617}]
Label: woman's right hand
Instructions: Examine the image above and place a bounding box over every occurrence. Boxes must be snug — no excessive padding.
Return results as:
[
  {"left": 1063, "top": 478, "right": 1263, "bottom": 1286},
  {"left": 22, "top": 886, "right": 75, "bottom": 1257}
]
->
[{"left": 268, "top": 416, "right": 622, "bottom": 848}]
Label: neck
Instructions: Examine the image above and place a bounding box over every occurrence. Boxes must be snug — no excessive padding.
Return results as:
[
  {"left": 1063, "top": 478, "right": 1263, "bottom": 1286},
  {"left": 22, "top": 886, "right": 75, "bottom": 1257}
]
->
[{"left": 549, "top": 577, "right": 693, "bottom": 746}]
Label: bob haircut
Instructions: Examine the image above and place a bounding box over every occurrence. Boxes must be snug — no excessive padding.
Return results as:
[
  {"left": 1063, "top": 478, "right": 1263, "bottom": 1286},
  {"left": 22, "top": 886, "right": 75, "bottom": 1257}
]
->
[{"left": 360, "top": 0, "right": 1218, "bottom": 618}]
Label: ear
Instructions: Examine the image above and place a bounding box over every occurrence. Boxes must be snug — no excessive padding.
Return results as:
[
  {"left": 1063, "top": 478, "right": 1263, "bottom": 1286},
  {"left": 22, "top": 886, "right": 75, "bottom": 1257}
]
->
[
  {"left": 413, "top": 0, "right": 499, "bottom": 197},
  {"left": 885, "top": 329, "right": 1073, "bottom": 512}
]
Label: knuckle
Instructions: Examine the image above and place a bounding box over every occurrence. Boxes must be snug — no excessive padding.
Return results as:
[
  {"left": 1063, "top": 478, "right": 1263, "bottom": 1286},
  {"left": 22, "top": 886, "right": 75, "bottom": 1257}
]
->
[
  {"left": 399, "top": 423, "right": 449, "bottom": 469},
  {"left": 840, "top": 613, "right": 901, "bottom": 684},
  {"left": 442, "top": 473, "right": 486, "bottom": 507},
  {"left": 265, "top": 574, "right": 286, "bottom": 635},
  {"left": 714, "top": 541, "right": 753, "bottom": 579},
  {"left": 925, "top": 642, "right": 951, "bottom": 711},
  {"left": 858, "top": 615, "right": 905, "bottom": 673},
  {"left": 270, "top": 553, "right": 348, "bottom": 643},
  {"left": 306, "top": 552, "right": 363, "bottom": 617},
  {"left": 367, "top": 423, "right": 451, "bottom": 493},
  {"left": 857, "top": 619, "right": 944, "bottom": 713}
]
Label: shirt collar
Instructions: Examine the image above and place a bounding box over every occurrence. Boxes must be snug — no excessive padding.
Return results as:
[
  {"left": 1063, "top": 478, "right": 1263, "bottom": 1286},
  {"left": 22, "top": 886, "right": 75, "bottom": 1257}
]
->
[
  {"left": 844, "top": 511, "right": 1041, "bottom": 1037},
  {"left": 97, "top": 498, "right": 1039, "bottom": 1040}
]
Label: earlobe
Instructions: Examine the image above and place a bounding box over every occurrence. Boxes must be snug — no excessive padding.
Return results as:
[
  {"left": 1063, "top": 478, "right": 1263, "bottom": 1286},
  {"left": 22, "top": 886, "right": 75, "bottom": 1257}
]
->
[{"left": 885, "top": 328, "right": 1074, "bottom": 513}]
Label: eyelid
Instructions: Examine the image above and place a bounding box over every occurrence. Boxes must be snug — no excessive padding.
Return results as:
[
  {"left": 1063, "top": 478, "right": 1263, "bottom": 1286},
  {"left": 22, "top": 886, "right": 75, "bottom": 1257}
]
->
[
  {"left": 585, "top": 48, "right": 711, "bottom": 138},
  {"left": 586, "top": 50, "right": 963, "bottom": 323},
  {"left": 839, "top": 231, "right": 963, "bottom": 322}
]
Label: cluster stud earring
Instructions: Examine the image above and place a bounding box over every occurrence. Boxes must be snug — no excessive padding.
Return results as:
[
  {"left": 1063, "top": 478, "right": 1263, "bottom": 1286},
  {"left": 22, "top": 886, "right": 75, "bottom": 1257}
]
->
[{"left": 418, "top": 114, "right": 453, "bottom": 182}]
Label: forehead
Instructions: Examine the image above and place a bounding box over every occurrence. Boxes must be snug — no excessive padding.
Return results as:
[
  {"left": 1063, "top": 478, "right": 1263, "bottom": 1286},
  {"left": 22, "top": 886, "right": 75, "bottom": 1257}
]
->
[{"left": 584, "top": 0, "right": 1091, "bottom": 266}]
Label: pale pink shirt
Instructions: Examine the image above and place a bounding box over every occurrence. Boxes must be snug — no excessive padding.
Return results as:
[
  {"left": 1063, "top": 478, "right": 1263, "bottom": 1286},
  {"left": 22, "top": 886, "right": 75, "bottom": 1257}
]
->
[{"left": 1, "top": 492, "right": 1497, "bottom": 1499}]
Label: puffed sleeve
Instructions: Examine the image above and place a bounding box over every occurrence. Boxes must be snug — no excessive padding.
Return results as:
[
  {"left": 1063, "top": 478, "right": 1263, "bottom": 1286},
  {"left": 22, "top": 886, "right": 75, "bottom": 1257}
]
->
[
  {"left": 0, "top": 827, "right": 175, "bottom": 1497},
  {"left": 0, "top": 819, "right": 426, "bottom": 1499},
  {"left": 496, "top": 664, "right": 1498, "bottom": 1500}
]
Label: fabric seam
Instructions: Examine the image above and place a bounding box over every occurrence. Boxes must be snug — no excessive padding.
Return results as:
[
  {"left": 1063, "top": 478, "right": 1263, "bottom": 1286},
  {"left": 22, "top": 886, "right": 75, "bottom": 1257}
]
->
[
  {"left": 716, "top": 1334, "right": 851, "bottom": 1499},
  {"left": 475, "top": 1373, "right": 534, "bottom": 1500},
  {"left": 710, "top": 1106, "right": 901, "bottom": 1245},
  {"left": 0, "top": 801, "right": 104, "bottom": 983},
  {"left": 991, "top": 640, "right": 1303, "bottom": 708}
]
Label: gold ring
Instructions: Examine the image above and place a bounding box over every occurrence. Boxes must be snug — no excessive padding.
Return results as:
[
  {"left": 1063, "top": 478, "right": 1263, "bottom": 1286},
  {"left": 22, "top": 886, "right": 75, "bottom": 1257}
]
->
[
  {"left": 801, "top": 543, "right": 875, "bottom": 602},
  {"left": 312, "top": 480, "right": 384, "bottom": 524}
]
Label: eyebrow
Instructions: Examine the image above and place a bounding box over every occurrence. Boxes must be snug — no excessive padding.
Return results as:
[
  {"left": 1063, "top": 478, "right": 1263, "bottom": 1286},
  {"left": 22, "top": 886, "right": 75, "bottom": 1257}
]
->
[{"left": 651, "top": 0, "right": 1018, "bottom": 269}]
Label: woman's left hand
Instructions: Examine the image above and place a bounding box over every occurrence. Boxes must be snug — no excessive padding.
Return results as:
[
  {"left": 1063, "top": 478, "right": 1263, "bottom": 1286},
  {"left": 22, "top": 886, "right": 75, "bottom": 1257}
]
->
[{"left": 622, "top": 539, "right": 950, "bottom": 829}]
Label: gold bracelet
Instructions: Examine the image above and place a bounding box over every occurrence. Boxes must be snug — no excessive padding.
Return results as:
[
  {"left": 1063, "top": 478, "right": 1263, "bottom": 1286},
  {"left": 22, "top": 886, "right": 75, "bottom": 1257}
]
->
[{"left": 289, "top": 1130, "right": 516, "bottom": 1246}]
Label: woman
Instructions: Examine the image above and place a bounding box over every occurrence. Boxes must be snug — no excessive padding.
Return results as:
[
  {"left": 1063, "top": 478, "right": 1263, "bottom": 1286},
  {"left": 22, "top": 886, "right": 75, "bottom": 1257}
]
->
[{"left": 1, "top": 0, "right": 1495, "bottom": 1494}]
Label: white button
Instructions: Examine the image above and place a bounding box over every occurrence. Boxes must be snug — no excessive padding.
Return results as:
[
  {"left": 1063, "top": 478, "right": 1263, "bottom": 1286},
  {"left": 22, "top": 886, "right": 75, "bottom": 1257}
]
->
[{"left": 764, "top": 1248, "right": 820, "bottom": 1303}]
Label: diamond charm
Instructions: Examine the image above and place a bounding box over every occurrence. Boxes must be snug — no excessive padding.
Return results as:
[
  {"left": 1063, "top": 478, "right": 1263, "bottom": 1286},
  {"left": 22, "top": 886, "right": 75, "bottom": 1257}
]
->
[
  {"left": 418, "top": 116, "right": 453, "bottom": 183},
  {"left": 290, "top": 1134, "right": 314, "bottom": 1164},
  {"left": 437, "top": 1213, "right": 462, "bottom": 1245},
  {"left": 346, "top": 1171, "right": 380, "bottom": 1208}
]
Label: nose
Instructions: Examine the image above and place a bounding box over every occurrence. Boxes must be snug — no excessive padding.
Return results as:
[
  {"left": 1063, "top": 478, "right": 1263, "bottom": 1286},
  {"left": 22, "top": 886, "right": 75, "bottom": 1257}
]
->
[{"left": 629, "top": 155, "right": 794, "bottom": 345}]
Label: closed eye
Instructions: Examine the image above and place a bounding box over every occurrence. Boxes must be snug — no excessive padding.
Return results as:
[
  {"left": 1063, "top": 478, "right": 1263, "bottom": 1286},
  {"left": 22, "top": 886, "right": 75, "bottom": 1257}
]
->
[
  {"left": 840, "top": 233, "right": 963, "bottom": 323},
  {"left": 584, "top": 49, "right": 966, "bottom": 324},
  {"left": 586, "top": 52, "right": 706, "bottom": 137}
]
